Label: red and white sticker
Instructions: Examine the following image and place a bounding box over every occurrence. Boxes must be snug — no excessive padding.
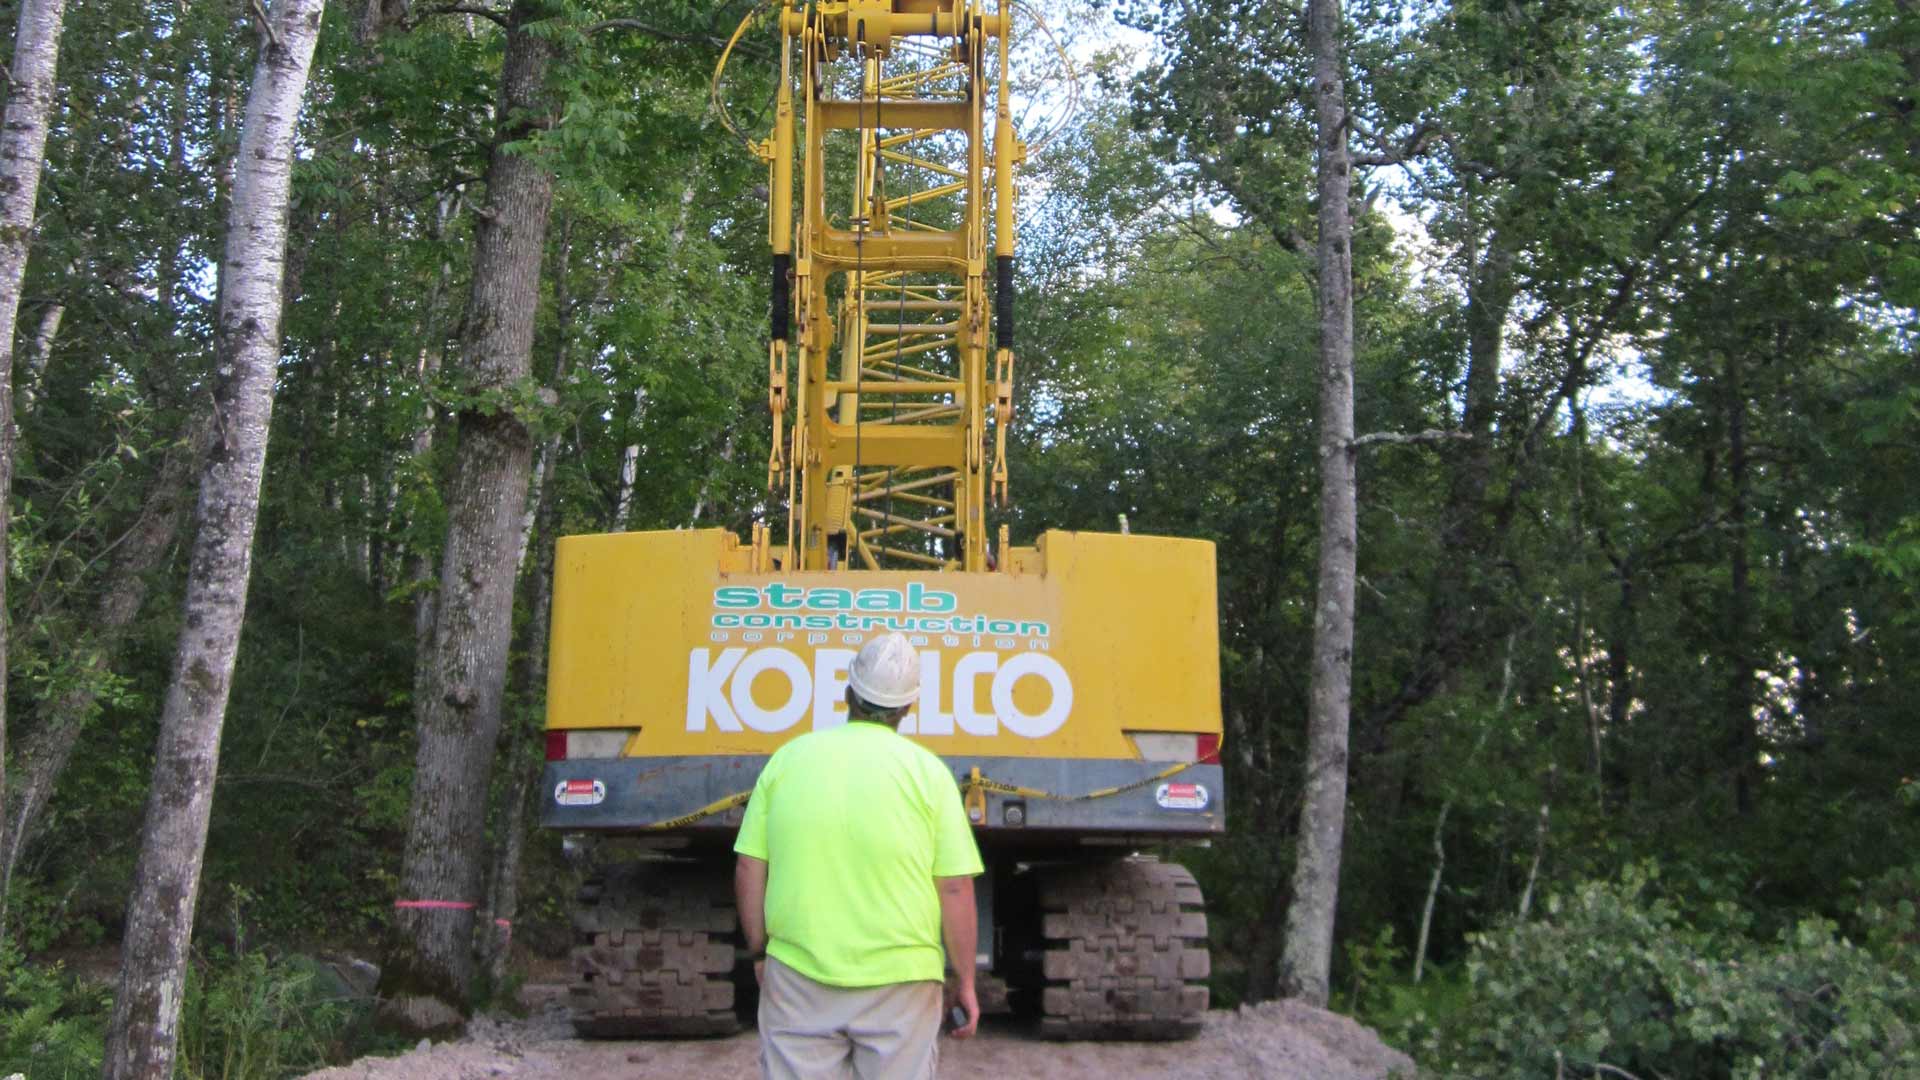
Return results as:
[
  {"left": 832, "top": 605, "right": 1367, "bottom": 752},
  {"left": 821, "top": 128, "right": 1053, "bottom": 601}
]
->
[
  {"left": 1155, "top": 782, "right": 1210, "bottom": 812},
  {"left": 554, "top": 778, "right": 606, "bottom": 807}
]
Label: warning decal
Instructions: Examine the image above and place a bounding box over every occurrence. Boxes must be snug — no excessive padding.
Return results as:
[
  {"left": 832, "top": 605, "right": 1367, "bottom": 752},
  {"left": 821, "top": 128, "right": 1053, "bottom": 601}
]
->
[
  {"left": 1155, "top": 782, "right": 1210, "bottom": 812},
  {"left": 554, "top": 778, "right": 606, "bottom": 807}
]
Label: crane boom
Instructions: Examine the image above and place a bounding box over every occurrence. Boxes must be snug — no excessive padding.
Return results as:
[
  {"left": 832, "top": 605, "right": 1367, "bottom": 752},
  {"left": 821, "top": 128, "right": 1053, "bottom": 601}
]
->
[{"left": 759, "top": 0, "right": 1020, "bottom": 572}]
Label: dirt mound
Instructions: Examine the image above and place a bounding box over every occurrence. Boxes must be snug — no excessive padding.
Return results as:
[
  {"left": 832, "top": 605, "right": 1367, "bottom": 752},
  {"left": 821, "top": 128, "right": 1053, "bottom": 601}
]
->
[
  {"left": 1211, "top": 1000, "right": 1417, "bottom": 1079},
  {"left": 305, "top": 992, "right": 1416, "bottom": 1079}
]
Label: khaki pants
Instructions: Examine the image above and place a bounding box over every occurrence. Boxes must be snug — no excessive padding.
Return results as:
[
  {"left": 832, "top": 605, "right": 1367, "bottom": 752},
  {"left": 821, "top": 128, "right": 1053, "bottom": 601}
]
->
[{"left": 758, "top": 955, "right": 942, "bottom": 1080}]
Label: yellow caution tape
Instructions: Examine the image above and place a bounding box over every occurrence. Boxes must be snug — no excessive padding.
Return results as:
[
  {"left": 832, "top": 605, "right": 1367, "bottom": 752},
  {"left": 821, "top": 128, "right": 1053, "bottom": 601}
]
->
[
  {"left": 960, "top": 759, "right": 1201, "bottom": 805},
  {"left": 641, "top": 789, "right": 753, "bottom": 831},
  {"left": 637, "top": 757, "right": 1210, "bottom": 830}
]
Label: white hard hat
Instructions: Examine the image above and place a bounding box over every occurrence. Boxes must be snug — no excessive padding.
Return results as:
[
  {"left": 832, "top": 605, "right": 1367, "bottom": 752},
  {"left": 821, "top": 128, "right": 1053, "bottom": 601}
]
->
[{"left": 848, "top": 633, "right": 921, "bottom": 709}]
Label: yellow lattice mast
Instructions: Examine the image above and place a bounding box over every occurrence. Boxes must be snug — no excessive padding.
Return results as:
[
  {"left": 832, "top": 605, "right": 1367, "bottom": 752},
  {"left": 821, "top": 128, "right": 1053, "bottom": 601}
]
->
[{"left": 725, "top": 1, "right": 1022, "bottom": 573}]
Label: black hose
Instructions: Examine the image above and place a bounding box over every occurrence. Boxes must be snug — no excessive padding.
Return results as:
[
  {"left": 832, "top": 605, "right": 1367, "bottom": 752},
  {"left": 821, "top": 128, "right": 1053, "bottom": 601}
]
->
[
  {"left": 771, "top": 253, "right": 791, "bottom": 342},
  {"left": 994, "top": 255, "right": 1014, "bottom": 350}
]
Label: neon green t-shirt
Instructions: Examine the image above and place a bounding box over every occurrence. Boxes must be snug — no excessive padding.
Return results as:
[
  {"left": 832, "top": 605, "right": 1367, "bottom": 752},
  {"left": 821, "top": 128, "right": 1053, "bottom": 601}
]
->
[{"left": 734, "top": 721, "right": 983, "bottom": 988}]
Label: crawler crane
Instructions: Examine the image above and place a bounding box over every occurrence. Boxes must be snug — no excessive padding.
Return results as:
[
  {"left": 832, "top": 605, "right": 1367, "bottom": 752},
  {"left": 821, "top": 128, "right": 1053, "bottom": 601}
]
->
[{"left": 540, "top": 0, "right": 1225, "bottom": 1040}]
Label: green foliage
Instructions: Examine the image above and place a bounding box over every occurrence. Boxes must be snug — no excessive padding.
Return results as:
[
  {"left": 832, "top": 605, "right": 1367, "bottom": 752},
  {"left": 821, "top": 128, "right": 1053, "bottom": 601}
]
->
[
  {"left": 1853, "top": 862, "right": 1920, "bottom": 973},
  {"left": 1416, "top": 867, "right": 1920, "bottom": 1079},
  {"left": 1341, "top": 925, "right": 1406, "bottom": 1018},
  {"left": 0, "top": 943, "right": 392, "bottom": 1080},
  {"left": 0, "top": 948, "right": 107, "bottom": 1079},
  {"left": 7, "top": 880, "right": 107, "bottom": 954},
  {"left": 175, "top": 950, "right": 360, "bottom": 1080}
]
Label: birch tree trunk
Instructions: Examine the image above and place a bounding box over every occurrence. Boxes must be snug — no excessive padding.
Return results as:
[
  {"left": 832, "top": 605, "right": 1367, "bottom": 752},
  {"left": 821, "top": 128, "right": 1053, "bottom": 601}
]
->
[
  {"left": 378, "top": 0, "right": 557, "bottom": 1034},
  {"left": 1278, "top": 0, "right": 1359, "bottom": 1008},
  {"left": 0, "top": 0, "right": 71, "bottom": 904},
  {"left": 17, "top": 299, "right": 61, "bottom": 416},
  {"left": 613, "top": 177, "right": 696, "bottom": 529},
  {"left": 101, "top": 1, "right": 323, "bottom": 1073},
  {"left": 613, "top": 428, "right": 640, "bottom": 530}
]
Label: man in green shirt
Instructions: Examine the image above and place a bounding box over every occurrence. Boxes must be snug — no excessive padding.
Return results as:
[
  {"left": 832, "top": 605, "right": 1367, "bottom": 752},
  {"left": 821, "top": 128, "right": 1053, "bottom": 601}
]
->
[{"left": 735, "top": 633, "right": 985, "bottom": 1079}]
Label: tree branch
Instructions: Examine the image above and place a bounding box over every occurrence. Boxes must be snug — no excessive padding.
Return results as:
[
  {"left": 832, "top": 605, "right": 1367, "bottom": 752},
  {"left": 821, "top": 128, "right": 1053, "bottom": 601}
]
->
[
  {"left": 1349, "top": 117, "right": 1440, "bottom": 168},
  {"left": 250, "top": 0, "right": 284, "bottom": 48},
  {"left": 1435, "top": 130, "right": 1500, "bottom": 181},
  {"left": 1350, "top": 428, "right": 1474, "bottom": 451},
  {"left": 1517, "top": 180, "right": 1717, "bottom": 466},
  {"left": 587, "top": 17, "right": 772, "bottom": 60},
  {"left": 417, "top": 4, "right": 508, "bottom": 28}
]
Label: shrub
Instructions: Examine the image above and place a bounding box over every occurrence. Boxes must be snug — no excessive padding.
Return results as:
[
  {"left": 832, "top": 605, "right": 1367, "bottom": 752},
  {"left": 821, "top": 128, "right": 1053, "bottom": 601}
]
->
[
  {"left": 1425, "top": 865, "right": 1920, "bottom": 1079},
  {"left": 175, "top": 950, "right": 359, "bottom": 1080},
  {"left": 0, "top": 946, "right": 108, "bottom": 1079},
  {"left": 1694, "top": 918, "right": 1918, "bottom": 1078}
]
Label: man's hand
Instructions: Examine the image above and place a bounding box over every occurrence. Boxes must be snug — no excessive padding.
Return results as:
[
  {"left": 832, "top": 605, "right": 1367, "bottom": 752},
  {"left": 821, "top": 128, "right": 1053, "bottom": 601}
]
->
[
  {"left": 754, "top": 957, "right": 766, "bottom": 987},
  {"left": 937, "top": 875, "right": 980, "bottom": 1038},
  {"left": 947, "top": 979, "right": 980, "bottom": 1038}
]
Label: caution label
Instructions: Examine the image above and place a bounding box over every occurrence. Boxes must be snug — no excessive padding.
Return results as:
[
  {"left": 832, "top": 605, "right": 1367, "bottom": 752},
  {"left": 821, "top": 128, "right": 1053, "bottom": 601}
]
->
[
  {"left": 554, "top": 779, "right": 606, "bottom": 807},
  {"left": 1155, "top": 782, "right": 1210, "bottom": 811}
]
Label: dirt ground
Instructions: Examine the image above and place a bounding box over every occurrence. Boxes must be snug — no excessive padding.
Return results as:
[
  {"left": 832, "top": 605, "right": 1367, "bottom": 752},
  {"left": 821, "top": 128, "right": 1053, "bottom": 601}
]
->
[{"left": 304, "top": 990, "right": 1417, "bottom": 1080}]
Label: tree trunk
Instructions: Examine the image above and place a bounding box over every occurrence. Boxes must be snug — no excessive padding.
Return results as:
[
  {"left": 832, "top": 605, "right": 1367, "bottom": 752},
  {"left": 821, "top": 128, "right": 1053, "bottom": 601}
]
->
[
  {"left": 485, "top": 218, "right": 575, "bottom": 983},
  {"left": 1412, "top": 635, "right": 1513, "bottom": 982},
  {"left": 613, "top": 424, "right": 640, "bottom": 530},
  {"left": 1278, "top": 0, "right": 1358, "bottom": 1009},
  {"left": 614, "top": 177, "right": 697, "bottom": 530},
  {"left": 406, "top": 193, "right": 462, "bottom": 713},
  {"left": 1724, "top": 351, "right": 1755, "bottom": 817},
  {"left": 485, "top": 446, "right": 560, "bottom": 983},
  {"left": 1362, "top": 222, "right": 1515, "bottom": 747},
  {"left": 378, "top": 0, "right": 557, "bottom": 1035},
  {"left": 100, "top": 2, "right": 323, "bottom": 1073},
  {"left": 1516, "top": 765, "right": 1559, "bottom": 920},
  {"left": 0, "top": 0, "right": 71, "bottom": 912},
  {"left": 0, "top": 417, "right": 203, "bottom": 921},
  {"left": 1412, "top": 801, "right": 1449, "bottom": 984},
  {"left": 17, "top": 299, "right": 62, "bottom": 416},
  {"left": 1455, "top": 226, "right": 1513, "bottom": 511},
  {"left": 689, "top": 432, "right": 734, "bottom": 525}
]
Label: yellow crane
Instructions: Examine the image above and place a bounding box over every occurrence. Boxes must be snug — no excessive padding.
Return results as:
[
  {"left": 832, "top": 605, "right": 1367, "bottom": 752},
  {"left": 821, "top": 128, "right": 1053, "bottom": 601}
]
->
[{"left": 540, "top": 1, "right": 1225, "bottom": 1041}]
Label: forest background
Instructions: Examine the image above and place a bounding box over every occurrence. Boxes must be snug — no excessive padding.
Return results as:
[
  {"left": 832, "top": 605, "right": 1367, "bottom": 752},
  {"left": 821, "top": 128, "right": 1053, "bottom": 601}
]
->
[{"left": 2, "top": 0, "right": 1918, "bottom": 1076}]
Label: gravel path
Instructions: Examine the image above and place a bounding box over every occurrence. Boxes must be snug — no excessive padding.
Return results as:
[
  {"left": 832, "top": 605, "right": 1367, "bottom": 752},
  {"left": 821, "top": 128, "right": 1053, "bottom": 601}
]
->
[{"left": 305, "top": 992, "right": 1416, "bottom": 1080}]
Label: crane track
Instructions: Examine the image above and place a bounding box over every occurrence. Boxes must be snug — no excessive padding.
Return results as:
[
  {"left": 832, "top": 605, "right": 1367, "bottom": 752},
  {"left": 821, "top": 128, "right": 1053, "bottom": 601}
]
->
[
  {"left": 568, "top": 862, "right": 741, "bottom": 1038},
  {"left": 1035, "top": 858, "right": 1210, "bottom": 1040}
]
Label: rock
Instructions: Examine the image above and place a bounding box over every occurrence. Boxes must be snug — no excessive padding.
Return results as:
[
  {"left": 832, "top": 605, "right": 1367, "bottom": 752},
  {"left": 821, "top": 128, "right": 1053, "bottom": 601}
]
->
[
  {"left": 285, "top": 954, "right": 381, "bottom": 1004},
  {"left": 374, "top": 991, "right": 467, "bottom": 1041}
]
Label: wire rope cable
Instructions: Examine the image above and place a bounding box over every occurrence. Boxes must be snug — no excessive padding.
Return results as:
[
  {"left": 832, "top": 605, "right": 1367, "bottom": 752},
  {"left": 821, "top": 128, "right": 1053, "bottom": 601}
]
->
[
  {"left": 710, "top": 0, "right": 777, "bottom": 150},
  {"left": 852, "top": 33, "right": 869, "bottom": 568},
  {"left": 1009, "top": 1, "right": 1080, "bottom": 154}
]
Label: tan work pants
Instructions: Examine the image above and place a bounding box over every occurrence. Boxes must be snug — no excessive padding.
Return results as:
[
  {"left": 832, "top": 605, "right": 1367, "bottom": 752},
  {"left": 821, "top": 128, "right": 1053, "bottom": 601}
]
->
[{"left": 758, "top": 955, "right": 942, "bottom": 1080}]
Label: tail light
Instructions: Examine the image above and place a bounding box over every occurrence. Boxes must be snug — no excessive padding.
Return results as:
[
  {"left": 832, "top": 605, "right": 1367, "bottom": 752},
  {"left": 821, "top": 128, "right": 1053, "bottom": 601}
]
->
[
  {"left": 1125, "top": 731, "right": 1225, "bottom": 763},
  {"left": 545, "top": 730, "right": 633, "bottom": 761},
  {"left": 1196, "top": 732, "right": 1221, "bottom": 764}
]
